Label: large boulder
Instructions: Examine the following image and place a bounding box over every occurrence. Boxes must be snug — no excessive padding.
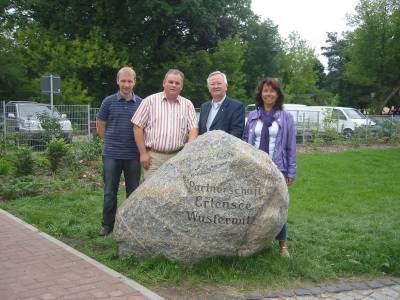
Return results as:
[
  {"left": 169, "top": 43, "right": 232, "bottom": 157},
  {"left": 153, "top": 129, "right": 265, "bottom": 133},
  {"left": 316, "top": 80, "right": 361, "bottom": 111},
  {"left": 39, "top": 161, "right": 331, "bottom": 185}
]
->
[{"left": 113, "top": 130, "right": 288, "bottom": 264}]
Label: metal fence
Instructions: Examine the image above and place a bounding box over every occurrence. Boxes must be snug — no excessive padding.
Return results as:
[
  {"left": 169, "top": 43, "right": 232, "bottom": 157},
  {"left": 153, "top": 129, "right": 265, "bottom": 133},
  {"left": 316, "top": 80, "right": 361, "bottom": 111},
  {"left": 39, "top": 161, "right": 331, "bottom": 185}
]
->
[
  {"left": 0, "top": 101, "right": 100, "bottom": 150},
  {"left": 1, "top": 100, "right": 399, "bottom": 150},
  {"left": 286, "top": 109, "right": 399, "bottom": 144}
]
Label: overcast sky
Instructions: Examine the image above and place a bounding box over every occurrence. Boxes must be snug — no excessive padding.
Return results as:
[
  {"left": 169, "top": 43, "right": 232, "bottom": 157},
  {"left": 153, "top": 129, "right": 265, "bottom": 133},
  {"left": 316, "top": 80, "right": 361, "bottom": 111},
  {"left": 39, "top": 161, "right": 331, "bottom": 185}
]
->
[{"left": 251, "top": 0, "right": 358, "bottom": 67}]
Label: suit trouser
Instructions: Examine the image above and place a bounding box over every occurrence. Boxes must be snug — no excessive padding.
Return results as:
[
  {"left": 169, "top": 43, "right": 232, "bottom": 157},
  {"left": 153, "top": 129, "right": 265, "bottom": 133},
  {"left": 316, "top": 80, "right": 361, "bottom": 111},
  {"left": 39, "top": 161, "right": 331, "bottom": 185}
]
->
[{"left": 102, "top": 157, "right": 140, "bottom": 229}]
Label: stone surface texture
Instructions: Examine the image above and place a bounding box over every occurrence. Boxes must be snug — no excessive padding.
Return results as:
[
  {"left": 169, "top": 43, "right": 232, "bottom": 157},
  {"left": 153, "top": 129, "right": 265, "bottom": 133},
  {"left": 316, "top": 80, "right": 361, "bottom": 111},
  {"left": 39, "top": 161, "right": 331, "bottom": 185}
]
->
[{"left": 113, "top": 130, "right": 289, "bottom": 263}]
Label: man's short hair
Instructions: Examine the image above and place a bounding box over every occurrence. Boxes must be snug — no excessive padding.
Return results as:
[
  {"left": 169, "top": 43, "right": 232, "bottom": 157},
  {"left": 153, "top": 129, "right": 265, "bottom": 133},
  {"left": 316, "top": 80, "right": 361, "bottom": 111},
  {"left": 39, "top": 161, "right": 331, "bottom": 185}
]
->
[
  {"left": 207, "top": 71, "right": 228, "bottom": 84},
  {"left": 164, "top": 69, "right": 184, "bottom": 82},
  {"left": 117, "top": 67, "right": 136, "bottom": 80}
]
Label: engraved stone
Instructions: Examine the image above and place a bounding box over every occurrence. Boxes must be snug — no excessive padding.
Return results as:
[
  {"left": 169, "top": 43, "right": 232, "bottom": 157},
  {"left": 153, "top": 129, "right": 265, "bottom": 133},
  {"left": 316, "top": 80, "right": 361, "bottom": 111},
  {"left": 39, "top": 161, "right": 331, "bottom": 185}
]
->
[{"left": 113, "top": 130, "right": 289, "bottom": 263}]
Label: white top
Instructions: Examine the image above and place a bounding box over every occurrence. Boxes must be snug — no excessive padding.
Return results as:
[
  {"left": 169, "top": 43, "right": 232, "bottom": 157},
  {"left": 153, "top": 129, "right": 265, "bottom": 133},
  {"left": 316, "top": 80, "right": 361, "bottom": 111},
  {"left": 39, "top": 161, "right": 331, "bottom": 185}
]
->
[
  {"left": 206, "top": 96, "right": 226, "bottom": 131},
  {"left": 254, "top": 120, "right": 279, "bottom": 157}
]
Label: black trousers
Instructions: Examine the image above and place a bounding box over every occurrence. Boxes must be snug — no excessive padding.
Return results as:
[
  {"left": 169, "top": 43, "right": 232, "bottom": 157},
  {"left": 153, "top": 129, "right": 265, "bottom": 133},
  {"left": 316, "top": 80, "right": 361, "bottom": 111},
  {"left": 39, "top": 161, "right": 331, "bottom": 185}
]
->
[{"left": 102, "top": 157, "right": 140, "bottom": 229}]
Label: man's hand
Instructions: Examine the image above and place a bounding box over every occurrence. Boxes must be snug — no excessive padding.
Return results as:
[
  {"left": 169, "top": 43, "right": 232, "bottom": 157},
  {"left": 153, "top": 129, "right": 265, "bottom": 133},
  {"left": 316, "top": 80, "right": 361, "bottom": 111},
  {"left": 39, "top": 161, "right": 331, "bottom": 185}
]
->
[
  {"left": 140, "top": 152, "right": 151, "bottom": 170},
  {"left": 96, "top": 120, "right": 107, "bottom": 139}
]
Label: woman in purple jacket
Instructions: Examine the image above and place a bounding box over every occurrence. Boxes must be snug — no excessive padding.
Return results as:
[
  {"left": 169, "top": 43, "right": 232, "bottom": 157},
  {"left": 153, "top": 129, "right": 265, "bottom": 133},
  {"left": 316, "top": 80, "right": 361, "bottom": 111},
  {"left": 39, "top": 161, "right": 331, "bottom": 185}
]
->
[{"left": 243, "top": 77, "right": 296, "bottom": 257}]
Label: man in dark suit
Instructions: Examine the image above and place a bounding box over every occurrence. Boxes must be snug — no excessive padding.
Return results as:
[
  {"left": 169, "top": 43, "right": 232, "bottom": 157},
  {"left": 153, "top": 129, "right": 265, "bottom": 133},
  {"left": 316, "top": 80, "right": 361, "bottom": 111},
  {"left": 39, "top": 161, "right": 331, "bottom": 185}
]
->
[{"left": 198, "top": 71, "right": 245, "bottom": 138}]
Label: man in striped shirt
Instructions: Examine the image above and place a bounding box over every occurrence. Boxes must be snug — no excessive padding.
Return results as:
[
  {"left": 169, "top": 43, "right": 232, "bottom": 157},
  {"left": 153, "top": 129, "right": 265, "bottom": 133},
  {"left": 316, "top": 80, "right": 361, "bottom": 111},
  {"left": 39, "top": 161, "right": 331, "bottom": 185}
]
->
[
  {"left": 132, "top": 69, "right": 198, "bottom": 180},
  {"left": 97, "top": 67, "right": 141, "bottom": 236}
]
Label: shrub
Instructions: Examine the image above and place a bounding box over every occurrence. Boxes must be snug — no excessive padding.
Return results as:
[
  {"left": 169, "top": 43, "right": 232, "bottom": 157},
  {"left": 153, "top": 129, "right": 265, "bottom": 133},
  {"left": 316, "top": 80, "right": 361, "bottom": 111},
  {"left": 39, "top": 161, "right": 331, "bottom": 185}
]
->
[
  {"left": 0, "top": 135, "right": 19, "bottom": 156},
  {"left": 0, "top": 158, "right": 12, "bottom": 175},
  {"left": 36, "top": 155, "right": 51, "bottom": 171},
  {"left": 73, "top": 136, "right": 102, "bottom": 161},
  {"left": 47, "top": 139, "right": 70, "bottom": 173},
  {"left": 14, "top": 147, "right": 35, "bottom": 176},
  {"left": 37, "top": 112, "right": 64, "bottom": 143}
]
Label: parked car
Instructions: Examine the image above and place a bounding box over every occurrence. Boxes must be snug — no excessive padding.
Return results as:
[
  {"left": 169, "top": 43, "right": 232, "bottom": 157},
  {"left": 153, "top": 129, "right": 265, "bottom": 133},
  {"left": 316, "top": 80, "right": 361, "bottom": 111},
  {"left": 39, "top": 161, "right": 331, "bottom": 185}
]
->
[
  {"left": 307, "top": 106, "right": 376, "bottom": 138},
  {"left": 5, "top": 101, "right": 73, "bottom": 143},
  {"left": 283, "top": 104, "right": 375, "bottom": 138}
]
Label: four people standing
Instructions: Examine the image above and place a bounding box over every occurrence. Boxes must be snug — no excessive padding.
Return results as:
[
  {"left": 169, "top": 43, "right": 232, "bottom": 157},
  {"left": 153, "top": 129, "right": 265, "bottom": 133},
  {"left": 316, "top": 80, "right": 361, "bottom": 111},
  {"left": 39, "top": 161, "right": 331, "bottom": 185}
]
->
[
  {"left": 243, "top": 77, "right": 297, "bottom": 257},
  {"left": 198, "top": 71, "right": 245, "bottom": 138},
  {"left": 98, "top": 68, "right": 295, "bottom": 258},
  {"left": 96, "top": 67, "right": 142, "bottom": 236}
]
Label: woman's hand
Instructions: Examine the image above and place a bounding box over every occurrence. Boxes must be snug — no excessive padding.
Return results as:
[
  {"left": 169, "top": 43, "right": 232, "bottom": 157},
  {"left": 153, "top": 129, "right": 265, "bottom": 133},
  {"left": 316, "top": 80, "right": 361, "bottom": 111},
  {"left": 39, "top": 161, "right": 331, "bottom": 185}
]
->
[{"left": 286, "top": 177, "right": 294, "bottom": 186}]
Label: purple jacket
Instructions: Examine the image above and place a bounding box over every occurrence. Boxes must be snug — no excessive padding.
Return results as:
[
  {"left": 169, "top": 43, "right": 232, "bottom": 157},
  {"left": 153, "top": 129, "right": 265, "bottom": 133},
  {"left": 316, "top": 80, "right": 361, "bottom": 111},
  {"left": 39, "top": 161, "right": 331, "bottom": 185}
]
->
[{"left": 243, "top": 109, "right": 297, "bottom": 179}]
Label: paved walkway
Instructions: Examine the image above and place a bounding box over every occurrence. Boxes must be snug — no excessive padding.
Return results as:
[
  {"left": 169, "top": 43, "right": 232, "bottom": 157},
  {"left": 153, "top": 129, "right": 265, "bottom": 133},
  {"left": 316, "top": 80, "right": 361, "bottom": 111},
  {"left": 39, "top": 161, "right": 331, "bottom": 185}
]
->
[
  {"left": 1, "top": 209, "right": 399, "bottom": 300},
  {"left": 241, "top": 279, "right": 400, "bottom": 300},
  {"left": 0, "top": 209, "right": 164, "bottom": 300}
]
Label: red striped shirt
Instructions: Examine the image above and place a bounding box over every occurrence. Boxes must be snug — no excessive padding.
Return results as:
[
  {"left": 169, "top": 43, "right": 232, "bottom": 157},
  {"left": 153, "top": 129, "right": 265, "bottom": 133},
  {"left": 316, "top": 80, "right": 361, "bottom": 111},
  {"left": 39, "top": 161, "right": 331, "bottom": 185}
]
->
[{"left": 131, "top": 92, "right": 198, "bottom": 152}]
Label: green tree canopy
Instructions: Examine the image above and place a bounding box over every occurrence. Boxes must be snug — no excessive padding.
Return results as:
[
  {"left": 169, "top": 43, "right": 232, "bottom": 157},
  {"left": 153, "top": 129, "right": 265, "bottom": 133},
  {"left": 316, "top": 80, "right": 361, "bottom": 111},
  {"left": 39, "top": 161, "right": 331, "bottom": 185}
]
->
[
  {"left": 242, "top": 18, "right": 282, "bottom": 98},
  {"left": 345, "top": 0, "right": 400, "bottom": 110},
  {"left": 278, "top": 32, "right": 320, "bottom": 104}
]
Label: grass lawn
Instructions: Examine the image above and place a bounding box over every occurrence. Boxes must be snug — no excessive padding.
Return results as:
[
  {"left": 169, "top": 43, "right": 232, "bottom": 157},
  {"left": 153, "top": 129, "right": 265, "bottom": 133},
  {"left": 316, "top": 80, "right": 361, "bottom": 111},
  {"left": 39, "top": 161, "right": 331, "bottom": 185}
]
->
[{"left": 1, "top": 147, "right": 399, "bottom": 294}]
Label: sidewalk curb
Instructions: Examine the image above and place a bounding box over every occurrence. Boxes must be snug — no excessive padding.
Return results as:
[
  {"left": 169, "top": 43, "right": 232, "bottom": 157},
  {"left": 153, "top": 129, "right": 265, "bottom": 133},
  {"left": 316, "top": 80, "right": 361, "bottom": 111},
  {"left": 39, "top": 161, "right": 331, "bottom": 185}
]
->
[{"left": 0, "top": 209, "right": 165, "bottom": 300}]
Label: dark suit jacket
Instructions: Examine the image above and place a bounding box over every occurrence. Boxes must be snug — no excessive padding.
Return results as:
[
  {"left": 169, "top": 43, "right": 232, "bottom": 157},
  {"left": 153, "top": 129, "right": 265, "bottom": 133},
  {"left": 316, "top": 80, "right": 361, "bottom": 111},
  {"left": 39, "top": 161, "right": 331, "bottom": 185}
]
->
[{"left": 198, "top": 96, "right": 245, "bottom": 138}]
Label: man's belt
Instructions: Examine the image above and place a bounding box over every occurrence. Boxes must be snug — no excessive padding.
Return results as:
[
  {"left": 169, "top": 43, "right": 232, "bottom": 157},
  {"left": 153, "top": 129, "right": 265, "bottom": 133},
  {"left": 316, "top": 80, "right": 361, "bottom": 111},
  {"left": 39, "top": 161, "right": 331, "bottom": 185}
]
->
[{"left": 146, "top": 147, "right": 182, "bottom": 155}]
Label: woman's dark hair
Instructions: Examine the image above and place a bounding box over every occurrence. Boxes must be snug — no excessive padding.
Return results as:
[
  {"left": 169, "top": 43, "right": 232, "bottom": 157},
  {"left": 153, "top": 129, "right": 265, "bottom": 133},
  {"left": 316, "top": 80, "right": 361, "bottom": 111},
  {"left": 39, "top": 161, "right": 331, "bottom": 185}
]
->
[{"left": 255, "top": 77, "right": 284, "bottom": 110}]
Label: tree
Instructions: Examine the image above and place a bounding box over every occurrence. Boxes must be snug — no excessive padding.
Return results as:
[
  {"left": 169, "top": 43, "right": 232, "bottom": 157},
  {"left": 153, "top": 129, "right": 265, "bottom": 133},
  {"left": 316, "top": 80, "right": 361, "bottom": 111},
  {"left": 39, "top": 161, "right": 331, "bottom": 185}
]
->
[
  {"left": 210, "top": 35, "right": 247, "bottom": 103},
  {"left": 322, "top": 32, "right": 373, "bottom": 109},
  {"left": 13, "top": 25, "right": 126, "bottom": 105},
  {"left": 173, "top": 35, "right": 248, "bottom": 107},
  {"left": 242, "top": 18, "right": 282, "bottom": 99},
  {"left": 345, "top": 0, "right": 400, "bottom": 111},
  {"left": 0, "top": 35, "right": 29, "bottom": 99},
  {"left": 278, "top": 32, "right": 320, "bottom": 104},
  {"left": 9, "top": 0, "right": 255, "bottom": 100},
  {"left": 0, "top": 2, "right": 30, "bottom": 99},
  {"left": 174, "top": 50, "right": 213, "bottom": 107}
]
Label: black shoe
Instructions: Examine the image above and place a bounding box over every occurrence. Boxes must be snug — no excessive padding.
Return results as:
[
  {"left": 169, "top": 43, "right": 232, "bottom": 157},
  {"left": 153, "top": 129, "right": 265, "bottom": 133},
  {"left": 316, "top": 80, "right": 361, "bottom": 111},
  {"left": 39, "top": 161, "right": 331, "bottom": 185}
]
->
[{"left": 99, "top": 226, "right": 112, "bottom": 236}]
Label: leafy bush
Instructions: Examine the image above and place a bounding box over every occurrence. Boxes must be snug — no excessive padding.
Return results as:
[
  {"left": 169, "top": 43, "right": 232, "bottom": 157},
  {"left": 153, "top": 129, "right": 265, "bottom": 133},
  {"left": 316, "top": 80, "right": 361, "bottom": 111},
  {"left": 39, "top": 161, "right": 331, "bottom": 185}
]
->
[
  {"left": 0, "top": 175, "right": 73, "bottom": 200},
  {"left": 37, "top": 112, "right": 64, "bottom": 143},
  {"left": 0, "top": 158, "right": 12, "bottom": 175},
  {"left": 14, "top": 147, "right": 35, "bottom": 176},
  {"left": 0, "top": 135, "right": 19, "bottom": 156},
  {"left": 72, "top": 136, "right": 102, "bottom": 161},
  {"left": 36, "top": 154, "right": 51, "bottom": 171},
  {"left": 0, "top": 176, "right": 50, "bottom": 200},
  {"left": 47, "top": 139, "right": 70, "bottom": 173}
]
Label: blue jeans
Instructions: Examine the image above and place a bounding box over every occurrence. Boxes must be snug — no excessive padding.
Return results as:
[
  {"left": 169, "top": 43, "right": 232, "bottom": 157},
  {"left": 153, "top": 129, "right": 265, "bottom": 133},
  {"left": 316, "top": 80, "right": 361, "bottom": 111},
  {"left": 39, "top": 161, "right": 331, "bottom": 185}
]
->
[
  {"left": 276, "top": 222, "right": 288, "bottom": 241},
  {"left": 102, "top": 157, "right": 140, "bottom": 229}
]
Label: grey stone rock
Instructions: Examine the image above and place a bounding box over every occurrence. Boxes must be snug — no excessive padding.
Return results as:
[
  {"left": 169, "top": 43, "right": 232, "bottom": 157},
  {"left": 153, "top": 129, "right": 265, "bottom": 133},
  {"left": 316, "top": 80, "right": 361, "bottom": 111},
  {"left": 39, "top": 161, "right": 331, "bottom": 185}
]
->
[
  {"left": 390, "top": 278, "right": 400, "bottom": 284},
  {"left": 263, "top": 291, "right": 280, "bottom": 298},
  {"left": 308, "top": 287, "right": 323, "bottom": 295},
  {"left": 113, "top": 130, "right": 289, "bottom": 263},
  {"left": 378, "top": 279, "right": 396, "bottom": 286},
  {"left": 324, "top": 285, "right": 343, "bottom": 293},
  {"left": 350, "top": 282, "right": 370, "bottom": 290},
  {"left": 294, "top": 288, "right": 312, "bottom": 296},
  {"left": 280, "top": 290, "right": 295, "bottom": 297},
  {"left": 244, "top": 295, "right": 263, "bottom": 300},
  {"left": 336, "top": 284, "right": 353, "bottom": 291},
  {"left": 367, "top": 281, "right": 384, "bottom": 289}
]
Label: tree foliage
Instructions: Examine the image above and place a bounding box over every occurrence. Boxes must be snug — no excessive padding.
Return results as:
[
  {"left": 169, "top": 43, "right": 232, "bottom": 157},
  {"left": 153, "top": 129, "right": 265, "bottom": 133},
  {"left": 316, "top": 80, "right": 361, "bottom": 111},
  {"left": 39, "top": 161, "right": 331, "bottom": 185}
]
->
[
  {"left": 278, "top": 32, "right": 320, "bottom": 104},
  {"left": 345, "top": 0, "right": 400, "bottom": 110},
  {"left": 242, "top": 18, "right": 282, "bottom": 98},
  {"left": 322, "top": 32, "right": 372, "bottom": 109},
  {"left": 5, "top": 0, "right": 398, "bottom": 112},
  {"left": 1, "top": 0, "right": 256, "bottom": 105}
]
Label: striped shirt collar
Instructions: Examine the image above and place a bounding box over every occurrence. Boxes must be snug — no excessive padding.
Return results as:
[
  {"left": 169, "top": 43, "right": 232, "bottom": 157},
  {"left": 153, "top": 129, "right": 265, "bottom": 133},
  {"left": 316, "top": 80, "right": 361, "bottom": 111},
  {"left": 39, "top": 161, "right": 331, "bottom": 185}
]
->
[
  {"left": 162, "top": 92, "right": 182, "bottom": 104},
  {"left": 117, "top": 91, "right": 136, "bottom": 102}
]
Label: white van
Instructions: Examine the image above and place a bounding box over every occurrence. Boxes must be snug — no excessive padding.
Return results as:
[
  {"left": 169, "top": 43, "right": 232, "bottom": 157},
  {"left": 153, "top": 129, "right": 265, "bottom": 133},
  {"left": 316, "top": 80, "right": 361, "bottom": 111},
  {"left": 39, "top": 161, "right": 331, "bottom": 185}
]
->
[
  {"left": 283, "top": 104, "right": 308, "bottom": 123},
  {"left": 307, "top": 106, "right": 375, "bottom": 137}
]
